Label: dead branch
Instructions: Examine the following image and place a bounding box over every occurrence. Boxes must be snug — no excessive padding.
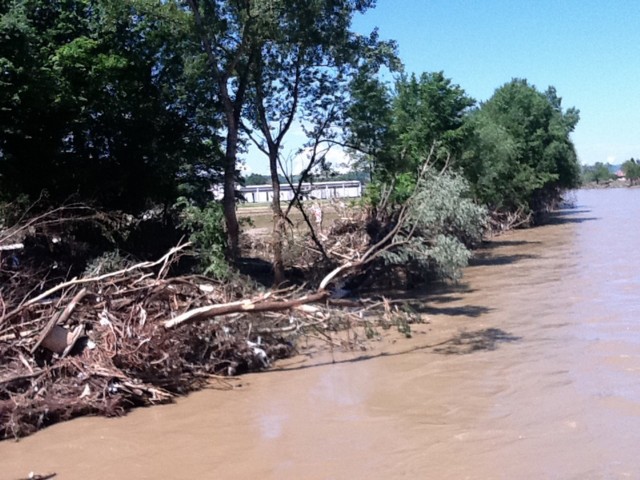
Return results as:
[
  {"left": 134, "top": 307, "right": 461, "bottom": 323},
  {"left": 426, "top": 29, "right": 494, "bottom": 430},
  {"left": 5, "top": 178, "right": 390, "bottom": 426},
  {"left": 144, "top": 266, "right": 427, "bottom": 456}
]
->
[
  {"left": 164, "top": 290, "right": 329, "bottom": 329},
  {"left": 1, "top": 243, "right": 191, "bottom": 326}
]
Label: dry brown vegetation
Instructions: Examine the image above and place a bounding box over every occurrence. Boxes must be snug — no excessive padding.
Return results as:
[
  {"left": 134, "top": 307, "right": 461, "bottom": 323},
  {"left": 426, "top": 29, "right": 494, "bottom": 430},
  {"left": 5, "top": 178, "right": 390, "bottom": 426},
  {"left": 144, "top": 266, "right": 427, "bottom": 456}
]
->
[{"left": 0, "top": 201, "right": 421, "bottom": 440}]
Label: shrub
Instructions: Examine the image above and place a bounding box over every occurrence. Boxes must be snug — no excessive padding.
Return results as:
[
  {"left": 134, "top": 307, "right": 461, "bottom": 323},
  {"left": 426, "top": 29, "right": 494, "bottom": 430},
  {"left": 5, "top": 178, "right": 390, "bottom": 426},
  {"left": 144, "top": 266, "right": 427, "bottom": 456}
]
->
[
  {"left": 175, "top": 198, "right": 228, "bottom": 278},
  {"left": 380, "top": 170, "right": 487, "bottom": 281}
]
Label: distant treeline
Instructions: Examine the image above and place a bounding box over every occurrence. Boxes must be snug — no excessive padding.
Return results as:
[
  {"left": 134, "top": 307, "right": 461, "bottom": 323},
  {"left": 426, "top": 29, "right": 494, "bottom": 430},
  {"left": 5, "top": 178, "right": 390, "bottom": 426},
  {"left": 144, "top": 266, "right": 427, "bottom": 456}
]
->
[{"left": 582, "top": 160, "right": 640, "bottom": 185}]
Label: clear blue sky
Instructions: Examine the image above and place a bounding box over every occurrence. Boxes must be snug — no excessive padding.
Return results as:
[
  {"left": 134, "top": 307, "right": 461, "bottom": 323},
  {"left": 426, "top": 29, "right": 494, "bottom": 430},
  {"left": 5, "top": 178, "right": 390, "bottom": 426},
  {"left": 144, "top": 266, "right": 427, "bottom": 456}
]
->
[
  {"left": 245, "top": 0, "right": 640, "bottom": 174},
  {"left": 352, "top": 0, "right": 640, "bottom": 167}
]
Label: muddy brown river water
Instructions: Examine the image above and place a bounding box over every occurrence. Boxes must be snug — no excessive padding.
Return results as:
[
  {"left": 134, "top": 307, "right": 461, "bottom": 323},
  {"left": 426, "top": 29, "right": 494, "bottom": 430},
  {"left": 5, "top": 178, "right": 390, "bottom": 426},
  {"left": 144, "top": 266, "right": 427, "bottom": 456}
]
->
[{"left": 2, "top": 188, "right": 640, "bottom": 479}]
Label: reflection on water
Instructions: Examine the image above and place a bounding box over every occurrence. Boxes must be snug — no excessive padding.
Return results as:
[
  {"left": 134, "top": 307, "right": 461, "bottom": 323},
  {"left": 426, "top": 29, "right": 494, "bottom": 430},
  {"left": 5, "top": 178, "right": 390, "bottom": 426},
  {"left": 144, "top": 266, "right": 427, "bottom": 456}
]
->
[{"left": 2, "top": 188, "right": 640, "bottom": 479}]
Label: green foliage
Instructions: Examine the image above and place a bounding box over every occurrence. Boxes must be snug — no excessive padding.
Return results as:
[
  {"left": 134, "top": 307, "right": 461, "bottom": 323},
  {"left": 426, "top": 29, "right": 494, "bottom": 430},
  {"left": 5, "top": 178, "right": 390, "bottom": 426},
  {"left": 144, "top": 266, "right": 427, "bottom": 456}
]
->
[
  {"left": 362, "top": 171, "right": 416, "bottom": 207},
  {"left": 175, "top": 198, "right": 228, "bottom": 278},
  {"left": 392, "top": 72, "right": 474, "bottom": 170},
  {"left": 460, "top": 80, "right": 580, "bottom": 214},
  {"left": 582, "top": 162, "right": 614, "bottom": 184},
  {"left": 348, "top": 75, "right": 580, "bottom": 219},
  {"left": 622, "top": 158, "right": 640, "bottom": 185},
  {"left": 345, "top": 67, "right": 395, "bottom": 177},
  {"left": 243, "top": 173, "right": 272, "bottom": 186},
  {"left": 84, "top": 249, "right": 132, "bottom": 277},
  {"left": 0, "top": 0, "right": 222, "bottom": 211},
  {"left": 347, "top": 70, "right": 473, "bottom": 187},
  {"left": 381, "top": 170, "right": 487, "bottom": 281}
]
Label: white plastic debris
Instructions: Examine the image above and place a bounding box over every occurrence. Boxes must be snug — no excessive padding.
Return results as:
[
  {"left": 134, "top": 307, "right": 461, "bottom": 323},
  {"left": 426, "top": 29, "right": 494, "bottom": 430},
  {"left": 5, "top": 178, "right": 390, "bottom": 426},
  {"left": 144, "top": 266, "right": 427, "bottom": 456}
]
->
[
  {"left": 98, "top": 309, "right": 111, "bottom": 326},
  {"left": 0, "top": 242, "right": 23, "bottom": 251},
  {"left": 138, "top": 307, "right": 147, "bottom": 327},
  {"left": 247, "top": 340, "right": 270, "bottom": 368},
  {"left": 198, "top": 284, "right": 215, "bottom": 293},
  {"left": 79, "top": 384, "right": 91, "bottom": 398}
]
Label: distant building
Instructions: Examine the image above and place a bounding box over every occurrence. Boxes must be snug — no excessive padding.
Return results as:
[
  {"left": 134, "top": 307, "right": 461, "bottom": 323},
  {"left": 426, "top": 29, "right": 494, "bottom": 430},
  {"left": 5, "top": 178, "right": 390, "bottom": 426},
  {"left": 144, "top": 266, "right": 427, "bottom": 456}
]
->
[{"left": 239, "top": 180, "right": 362, "bottom": 203}]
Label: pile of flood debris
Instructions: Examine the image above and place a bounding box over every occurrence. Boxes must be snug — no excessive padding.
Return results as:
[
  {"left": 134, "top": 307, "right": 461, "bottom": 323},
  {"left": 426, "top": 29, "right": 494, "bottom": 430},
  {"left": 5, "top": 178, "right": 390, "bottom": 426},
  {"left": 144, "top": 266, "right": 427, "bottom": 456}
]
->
[
  {"left": 0, "top": 242, "right": 345, "bottom": 440},
  {"left": 0, "top": 199, "right": 431, "bottom": 441}
]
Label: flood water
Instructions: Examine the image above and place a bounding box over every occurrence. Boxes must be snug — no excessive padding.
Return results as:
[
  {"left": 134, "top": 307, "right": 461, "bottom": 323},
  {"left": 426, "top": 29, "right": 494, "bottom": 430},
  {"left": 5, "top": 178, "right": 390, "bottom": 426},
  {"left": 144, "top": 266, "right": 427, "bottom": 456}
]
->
[{"left": 2, "top": 188, "right": 640, "bottom": 479}]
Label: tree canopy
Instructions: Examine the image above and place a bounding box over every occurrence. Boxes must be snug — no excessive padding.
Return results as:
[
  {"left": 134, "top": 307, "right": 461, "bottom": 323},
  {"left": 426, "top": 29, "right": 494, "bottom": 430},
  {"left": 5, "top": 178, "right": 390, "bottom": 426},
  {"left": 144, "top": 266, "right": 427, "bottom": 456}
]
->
[
  {"left": 0, "top": 0, "right": 221, "bottom": 211},
  {"left": 582, "top": 162, "right": 614, "bottom": 185},
  {"left": 1, "top": 1, "right": 585, "bottom": 277},
  {"left": 346, "top": 74, "right": 580, "bottom": 218},
  {"left": 461, "top": 79, "right": 580, "bottom": 214},
  {"left": 346, "top": 70, "right": 474, "bottom": 203},
  {"left": 622, "top": 158, "right": 640, "bottom": 185}
]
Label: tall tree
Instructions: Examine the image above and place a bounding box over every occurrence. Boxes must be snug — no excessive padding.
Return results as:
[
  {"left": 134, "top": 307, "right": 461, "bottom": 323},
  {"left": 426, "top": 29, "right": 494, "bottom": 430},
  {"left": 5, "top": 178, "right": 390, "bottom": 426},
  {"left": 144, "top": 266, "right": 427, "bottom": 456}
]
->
[
  {"left": 622, "top": 158, "right": 640, "bottom": 186},
  {"left": 243, "top": 1, "right": 395, "bottom": 284},
  {"left": 582, "top": 162, "right": 613, "bottom": 185},
  {"left": 344, "top": 66, "right": 394, "bottom": 180},
  {"left": 392, "top": 72, "right": 474, "bottom": 172},
  {"left": 461, "top": 79, "right": 580, "bottom": 215},
  {"left": 188, "top": 0, "right": 397, "bottom": 279},
  {"left": 346, "top": 70, "right": 473, "bottom": 204},
  {"left": 186, "top": 0, "right": 258, "bottom": 260}
]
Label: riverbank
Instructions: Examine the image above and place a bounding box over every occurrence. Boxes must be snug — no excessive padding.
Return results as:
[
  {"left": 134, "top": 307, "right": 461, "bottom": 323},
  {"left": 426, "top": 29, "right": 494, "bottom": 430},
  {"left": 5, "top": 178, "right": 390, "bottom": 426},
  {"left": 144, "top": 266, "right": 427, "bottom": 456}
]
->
[
  {"left": 0, "top": 195, "right": 567, "bottom": 442},
  {"left": 581, "top": 179, "right": 640, "bottom": 189},
  {"left": 4, "top": 189, "right": 640, "bottom": 479},
  {"left": 0, "top": 229, "right": 525, "bottom": 477}
]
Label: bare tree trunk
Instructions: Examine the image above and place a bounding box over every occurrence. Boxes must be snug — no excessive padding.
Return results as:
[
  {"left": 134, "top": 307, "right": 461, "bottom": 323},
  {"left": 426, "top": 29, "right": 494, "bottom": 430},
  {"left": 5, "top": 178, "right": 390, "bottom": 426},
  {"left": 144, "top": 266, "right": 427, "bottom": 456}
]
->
[
  {"left": 269, "top": 146, "right": 286, "bottom": 286},
  {"left": 186, "top": 0, "right": 253, "bottom": 262},
  {"left": 223, "top": 124, "right": 240, "bottom": 261}
]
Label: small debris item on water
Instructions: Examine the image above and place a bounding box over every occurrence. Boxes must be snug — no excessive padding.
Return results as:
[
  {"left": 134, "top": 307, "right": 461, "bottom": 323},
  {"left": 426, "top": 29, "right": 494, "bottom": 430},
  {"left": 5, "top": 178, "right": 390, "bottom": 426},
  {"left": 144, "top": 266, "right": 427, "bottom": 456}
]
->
[{"left": 26, "top": 472, "right": 57, "bottom": 480}]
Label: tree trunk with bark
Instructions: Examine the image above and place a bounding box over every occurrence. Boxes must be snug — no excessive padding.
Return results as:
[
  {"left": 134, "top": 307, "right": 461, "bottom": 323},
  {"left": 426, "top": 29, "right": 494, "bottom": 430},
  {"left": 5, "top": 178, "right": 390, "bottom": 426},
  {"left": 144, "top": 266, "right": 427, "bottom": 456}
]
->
[
  {"left": 223, "top": 122, "right": 240, "bottom": 261},
  {"left": 269, "top": 145, "right": 286, "bottom": 285}
]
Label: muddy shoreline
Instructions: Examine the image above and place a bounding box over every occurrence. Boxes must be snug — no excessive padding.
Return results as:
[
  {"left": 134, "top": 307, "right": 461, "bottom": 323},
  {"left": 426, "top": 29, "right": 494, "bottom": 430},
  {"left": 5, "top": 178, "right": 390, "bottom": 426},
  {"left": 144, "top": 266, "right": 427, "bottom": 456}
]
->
[{"left": 4, "top": 189, "right": 640, "bottom": 479}]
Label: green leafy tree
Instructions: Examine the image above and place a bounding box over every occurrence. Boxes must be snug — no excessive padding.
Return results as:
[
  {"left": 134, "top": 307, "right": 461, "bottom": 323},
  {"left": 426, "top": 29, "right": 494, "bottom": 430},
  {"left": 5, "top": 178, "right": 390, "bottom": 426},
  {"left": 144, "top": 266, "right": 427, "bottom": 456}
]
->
[
  {"left": 189, "top": 0, "right": 397, "bottom": 281},
  {"left": 622, "top": 158, "right": 640, "bottom": 186},
  {"left": 582, "top": 162, "right": 614, "bottom": 185},
  {"left": 392, "top": 72, "right": 474, "bottom": 171},
  {"left": 374, "top": 168, "right": 486, "bottom": 283},
  {"left": 243, "top": 173, "right": 271, "bottom": 186},
  {"left": 176, "top": 197, "right": 228, "bottom": 278},
  {"left": 344, "top": 67, "right": 395, "bottom": 181},
  {"left": 0, "top": 0, "right": 221, "bottom": 211},
  {"left": 242, "top": 1, "right": 396, "bottom": 284},
  {"left": 460, "top": 79, "right": 580, "bottom": 215},
  {"left": 186, "top": 0, "right": 258, "bottom": 259},
  {"left": 347, "top": 70, "right": 473, "bottom": 203}
]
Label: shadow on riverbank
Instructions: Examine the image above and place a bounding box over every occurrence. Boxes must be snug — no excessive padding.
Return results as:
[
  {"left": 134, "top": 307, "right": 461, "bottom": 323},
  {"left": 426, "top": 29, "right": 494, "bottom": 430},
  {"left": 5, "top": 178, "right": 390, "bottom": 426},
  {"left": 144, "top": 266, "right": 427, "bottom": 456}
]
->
[
  {"left": 541, "top": 209, "right": 598, "bottom": 225},
  {"left": 469, "top": 253, "right": 538, "bottom": 267},
  {"left": 432, "top": 328, "right": 521, "bottom": 355},
  {"left": 274, "top": 325, "right": 521, "bottom": 373},
  {"left": 416, "top": 303, "right": 492, "bottom": 318}
]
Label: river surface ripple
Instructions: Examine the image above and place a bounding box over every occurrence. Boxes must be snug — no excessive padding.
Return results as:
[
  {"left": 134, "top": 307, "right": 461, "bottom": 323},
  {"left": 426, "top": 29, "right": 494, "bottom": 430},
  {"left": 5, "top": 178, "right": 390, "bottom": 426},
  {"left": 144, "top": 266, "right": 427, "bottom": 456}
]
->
[{"left": 2, "top": 188, "right": 640, "bottom": 479}]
